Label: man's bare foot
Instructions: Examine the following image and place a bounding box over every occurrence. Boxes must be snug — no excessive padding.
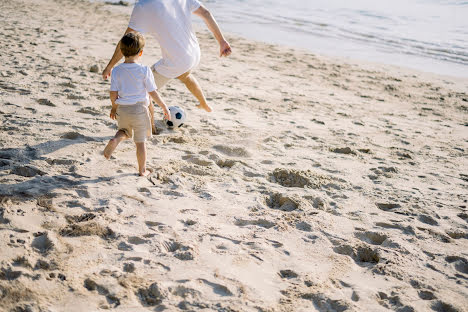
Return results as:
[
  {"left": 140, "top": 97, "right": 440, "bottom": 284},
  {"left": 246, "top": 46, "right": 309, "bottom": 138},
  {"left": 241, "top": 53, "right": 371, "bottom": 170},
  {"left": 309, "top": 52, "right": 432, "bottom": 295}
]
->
[
  {"left": 139, "top": 169, "right": 152, "bottom": 177},
  {"left": 196, "top": 103, "right": 212, "bottom": 112},
  {"left": 103, "top": 138, "right": 118, "bottom": 159}
]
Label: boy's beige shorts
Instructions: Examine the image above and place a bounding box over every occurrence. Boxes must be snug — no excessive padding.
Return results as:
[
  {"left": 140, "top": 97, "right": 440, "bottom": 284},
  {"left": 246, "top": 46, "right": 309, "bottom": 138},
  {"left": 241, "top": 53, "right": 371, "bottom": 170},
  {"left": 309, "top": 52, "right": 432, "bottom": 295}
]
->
[{"left": 116, "top": 102, "right": 152, "bottom": 143}]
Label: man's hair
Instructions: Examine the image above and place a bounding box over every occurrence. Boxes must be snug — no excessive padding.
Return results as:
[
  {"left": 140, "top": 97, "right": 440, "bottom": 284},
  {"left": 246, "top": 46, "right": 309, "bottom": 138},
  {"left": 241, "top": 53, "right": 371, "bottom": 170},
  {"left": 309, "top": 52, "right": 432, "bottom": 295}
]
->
[{"left": 120, "top": 32, "right": 145, "bottom": 57}]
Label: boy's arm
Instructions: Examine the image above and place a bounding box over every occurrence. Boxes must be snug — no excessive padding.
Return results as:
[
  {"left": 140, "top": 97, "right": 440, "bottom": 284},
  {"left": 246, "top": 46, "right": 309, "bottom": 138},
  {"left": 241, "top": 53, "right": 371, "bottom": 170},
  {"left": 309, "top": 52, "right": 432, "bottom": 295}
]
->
[
  {"left": 193, "top": 5, "right": 232, "bottom": 57},
  {"left": 148, "top": 90, "right": 171, "bottom": 120},
  {"left": 102, "top": 27, "right": 136, "bottom": 80},
  {"left": 110, "top": 91, "right": 118, "bottom": 120}
]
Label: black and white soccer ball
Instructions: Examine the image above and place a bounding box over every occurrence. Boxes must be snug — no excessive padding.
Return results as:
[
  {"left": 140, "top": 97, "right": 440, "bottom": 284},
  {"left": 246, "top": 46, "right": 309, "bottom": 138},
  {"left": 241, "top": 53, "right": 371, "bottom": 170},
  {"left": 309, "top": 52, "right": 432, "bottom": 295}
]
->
[{"left": 165, "top": 106, "right": 186, "bottom": 128}]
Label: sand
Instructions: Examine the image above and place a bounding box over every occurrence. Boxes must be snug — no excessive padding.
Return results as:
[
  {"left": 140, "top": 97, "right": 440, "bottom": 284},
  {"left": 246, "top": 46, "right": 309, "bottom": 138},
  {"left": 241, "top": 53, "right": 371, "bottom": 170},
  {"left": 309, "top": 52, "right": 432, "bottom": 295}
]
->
[{"left": 0, "top": 0, "right": 467, "bottom": 311}]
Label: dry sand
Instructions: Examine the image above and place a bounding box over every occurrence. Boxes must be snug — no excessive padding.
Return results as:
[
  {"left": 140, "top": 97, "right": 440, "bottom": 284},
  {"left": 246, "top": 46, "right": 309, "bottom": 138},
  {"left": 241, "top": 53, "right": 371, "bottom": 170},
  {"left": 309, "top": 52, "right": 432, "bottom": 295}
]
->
[{"left": 0, "top": 0, "right": 467, "bottom": 311}]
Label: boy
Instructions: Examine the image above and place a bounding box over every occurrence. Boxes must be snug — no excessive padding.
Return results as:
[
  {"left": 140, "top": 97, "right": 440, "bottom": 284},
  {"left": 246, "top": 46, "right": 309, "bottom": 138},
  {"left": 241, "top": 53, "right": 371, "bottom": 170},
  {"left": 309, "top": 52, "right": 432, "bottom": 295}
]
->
[
  {"left": 103, "top": 32, "right": 170, "bottom": 177},
  {"left": 102, "top": 0, "right": 232, "bottom": 131}
]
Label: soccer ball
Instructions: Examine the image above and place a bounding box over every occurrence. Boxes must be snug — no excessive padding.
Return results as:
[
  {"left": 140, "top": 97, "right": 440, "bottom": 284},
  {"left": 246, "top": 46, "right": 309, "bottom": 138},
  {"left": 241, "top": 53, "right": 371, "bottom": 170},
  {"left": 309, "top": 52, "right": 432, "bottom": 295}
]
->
[{"left": 165, "top": 106, "right": 186, "bottom": 128}]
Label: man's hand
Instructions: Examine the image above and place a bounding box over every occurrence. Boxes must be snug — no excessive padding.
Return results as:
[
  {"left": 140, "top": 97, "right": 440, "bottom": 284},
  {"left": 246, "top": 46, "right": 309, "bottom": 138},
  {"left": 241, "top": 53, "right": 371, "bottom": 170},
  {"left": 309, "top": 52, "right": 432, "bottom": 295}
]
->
[
  {"left": 102, "top": 66, "right": 112, "bottom": 80},
  {"left": 220, "top": 40, "right": 231, "bottom": 57},
  {"left": 110, "top": 107, "right": 117, "bottom": 120}
]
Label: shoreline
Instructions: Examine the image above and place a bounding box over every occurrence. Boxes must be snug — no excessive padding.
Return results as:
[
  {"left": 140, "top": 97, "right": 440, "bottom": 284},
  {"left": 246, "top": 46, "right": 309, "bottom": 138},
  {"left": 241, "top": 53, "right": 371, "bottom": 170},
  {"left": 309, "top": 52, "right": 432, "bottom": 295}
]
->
[
  {"left": 102, "top": 0, "right": 468, "bottom": 79},
  {"left": 0, "top": 0, "right": 467, "bottom": 311}
]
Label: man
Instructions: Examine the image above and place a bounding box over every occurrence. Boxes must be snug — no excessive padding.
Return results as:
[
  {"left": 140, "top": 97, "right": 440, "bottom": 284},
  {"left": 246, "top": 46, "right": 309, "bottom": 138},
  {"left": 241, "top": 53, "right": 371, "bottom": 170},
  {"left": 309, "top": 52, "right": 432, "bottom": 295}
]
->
[{"left": 102, "top": 0, "right": 232, "bottom": 125}]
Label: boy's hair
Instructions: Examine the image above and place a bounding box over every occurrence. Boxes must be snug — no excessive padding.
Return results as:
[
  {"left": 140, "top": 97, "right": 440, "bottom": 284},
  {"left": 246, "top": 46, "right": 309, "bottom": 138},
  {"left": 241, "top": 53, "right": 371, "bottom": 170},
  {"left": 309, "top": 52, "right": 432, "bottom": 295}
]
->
[{"left": 120, "top": 32, "right": 145, "bottom": 57}]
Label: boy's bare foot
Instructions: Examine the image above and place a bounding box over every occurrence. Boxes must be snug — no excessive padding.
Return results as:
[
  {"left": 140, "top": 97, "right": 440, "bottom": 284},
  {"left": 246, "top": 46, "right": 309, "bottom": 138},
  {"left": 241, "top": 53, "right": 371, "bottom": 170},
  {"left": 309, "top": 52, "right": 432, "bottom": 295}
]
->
[
  {"left": 103, "top": 138, "right": 118, "bottom": 159},
  {"left": 139, "top": 169, "right": 152, "bottom": 177},
  {"left": 196, "top": 103, "right": 212, "bottom": 112}
]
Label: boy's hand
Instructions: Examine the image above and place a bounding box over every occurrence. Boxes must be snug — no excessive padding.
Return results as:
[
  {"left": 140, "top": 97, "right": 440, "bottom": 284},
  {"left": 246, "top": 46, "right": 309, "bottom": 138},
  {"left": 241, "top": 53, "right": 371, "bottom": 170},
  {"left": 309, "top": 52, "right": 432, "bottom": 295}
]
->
[
  {"left": 110, "top": 107, "right": 117, "bottom": 120},
  {"left": 220, "top": 40, "right": 231, "bottom": 57},
  {"left": 164, "top": 109, "right": 171, "bottom": 121}
]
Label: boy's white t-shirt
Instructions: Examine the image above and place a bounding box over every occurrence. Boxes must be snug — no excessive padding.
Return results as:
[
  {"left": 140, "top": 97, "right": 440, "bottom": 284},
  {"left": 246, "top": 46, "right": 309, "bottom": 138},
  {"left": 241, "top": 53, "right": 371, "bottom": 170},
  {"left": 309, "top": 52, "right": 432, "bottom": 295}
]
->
[
  {"left": 110, "top": 63, "right": 157, "bottom": 105},
  {"left": 128, "top": 0, "right": 202, "bottom": 79}
]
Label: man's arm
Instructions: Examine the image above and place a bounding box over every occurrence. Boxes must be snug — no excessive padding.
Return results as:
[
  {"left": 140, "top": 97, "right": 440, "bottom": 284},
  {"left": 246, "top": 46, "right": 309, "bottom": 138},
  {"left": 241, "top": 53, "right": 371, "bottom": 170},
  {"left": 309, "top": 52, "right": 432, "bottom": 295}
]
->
[
  {"left": 193, "top": 5, "right": 231, "bottom": 57},
  {"left": 102, "top": 27, "right": 136, "bottom": 80}
]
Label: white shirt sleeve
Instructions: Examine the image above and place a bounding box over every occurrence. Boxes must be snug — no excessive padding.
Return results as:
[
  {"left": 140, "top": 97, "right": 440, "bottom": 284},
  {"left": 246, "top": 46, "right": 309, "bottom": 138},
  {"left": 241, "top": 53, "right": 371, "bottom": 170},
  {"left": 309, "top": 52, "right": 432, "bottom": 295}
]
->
[
  {"left": 145, "top": 66, "right": 157, "bottom": 92},
  {"left": 187, "top": 0, "right": 201, "bottom": 12},
  {"left": 128, "top": 3, "right": 146, "bottom": 33},
  {"left": 110, "top": 71, "right": 119, "bottom": 92}
]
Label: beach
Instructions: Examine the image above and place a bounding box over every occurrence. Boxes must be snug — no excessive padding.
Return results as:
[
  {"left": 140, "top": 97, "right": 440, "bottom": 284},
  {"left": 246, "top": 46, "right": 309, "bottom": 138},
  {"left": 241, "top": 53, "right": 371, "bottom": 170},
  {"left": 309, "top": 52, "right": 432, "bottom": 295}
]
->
[{"left": 0, "top": 0, "right": 467, "bottom": 311}]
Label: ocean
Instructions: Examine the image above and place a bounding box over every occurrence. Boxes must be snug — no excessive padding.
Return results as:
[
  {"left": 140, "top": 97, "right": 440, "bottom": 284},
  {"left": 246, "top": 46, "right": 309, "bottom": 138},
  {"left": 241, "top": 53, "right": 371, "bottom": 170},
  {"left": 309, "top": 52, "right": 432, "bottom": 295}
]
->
[{"left": 104, "top": 0, "right": 468, "bottom": 77}]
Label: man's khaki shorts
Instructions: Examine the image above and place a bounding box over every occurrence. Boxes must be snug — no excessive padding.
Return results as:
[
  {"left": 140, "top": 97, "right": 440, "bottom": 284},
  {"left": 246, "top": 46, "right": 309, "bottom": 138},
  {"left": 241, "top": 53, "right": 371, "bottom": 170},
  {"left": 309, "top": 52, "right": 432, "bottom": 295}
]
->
[
  {"left": 116, "top": 102, "right": 152, "bottom": 143},
  {"left": 152, "top": 68, "right": 171, "bottom": 89}
]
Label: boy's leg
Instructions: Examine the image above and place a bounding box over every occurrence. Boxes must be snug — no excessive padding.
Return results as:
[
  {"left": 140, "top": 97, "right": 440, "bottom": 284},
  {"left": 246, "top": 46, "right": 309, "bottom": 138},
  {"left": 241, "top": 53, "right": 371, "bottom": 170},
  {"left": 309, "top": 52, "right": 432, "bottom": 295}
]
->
[
  {"left": 104, "top": 130, "right": 128, "bottom": 159},
  {"left": 177, "top": 71, "right": 212, "bottom": 112},
  {"left": 135, "top": 142, "right": 150, "bottom": 176}
]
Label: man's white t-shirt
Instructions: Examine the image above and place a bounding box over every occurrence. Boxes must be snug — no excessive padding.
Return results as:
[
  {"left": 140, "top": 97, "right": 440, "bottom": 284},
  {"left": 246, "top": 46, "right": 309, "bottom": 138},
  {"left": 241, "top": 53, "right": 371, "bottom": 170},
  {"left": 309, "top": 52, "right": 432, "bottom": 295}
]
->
[
  {"left": 128, "top": 0, "right": 202, "bottom": 79},
  {"left": 110, "top": 63, "right": 157, "bottom": 105}
]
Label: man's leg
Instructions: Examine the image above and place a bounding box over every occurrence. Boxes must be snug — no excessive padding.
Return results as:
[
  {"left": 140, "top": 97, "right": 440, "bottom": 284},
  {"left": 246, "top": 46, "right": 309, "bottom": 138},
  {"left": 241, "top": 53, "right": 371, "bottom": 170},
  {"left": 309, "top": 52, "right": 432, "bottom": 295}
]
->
[
  {"left": 104, "top": 130, "right": 128, "bottom": 159},
  {"left": 151, "top": 69, "right": 172, "bottom": 134},
  {"left": 177, "top": 71, "right": 212, "bottom": 112},
  {"left": 135, "top": 142, "right": 150, "bottom": 176}
]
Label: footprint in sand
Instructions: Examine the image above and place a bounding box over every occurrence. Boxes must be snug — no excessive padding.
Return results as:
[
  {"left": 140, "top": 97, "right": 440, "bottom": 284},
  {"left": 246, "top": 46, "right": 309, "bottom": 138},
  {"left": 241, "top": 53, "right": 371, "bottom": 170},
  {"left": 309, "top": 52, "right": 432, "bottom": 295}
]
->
[
  {"left": 300, "top": 293, "right": 354, "bottom": 312},
  {"left": 77, "top": 107, "right": 102, "bottom": 116},
  {"left": 83, "top": 278, "right": 120, "bottom": 308},
  {"left": 333, "top": 244, "right": 380, "bottom": 265},
  {"left": 265, "top": 192, "right": 303, "bottom": 212},
  {"left": 127, "top": 236, "right": 150, "bottom": 245},
  {"left": 182, "top": 219, "right": 197, "bottom": 226},
  {"left": 376, "top": 202, "right": 401, "bottom": 212},
  {"left": 60, "top": 131, "right": 94, "bottom": 141},
  {"left": 270, "top": 168, "right": 330, "bottom": 189},
  {"left": 234, "top": 218, "right": 276, "bottom": 229},
  {"left": 36, "top": 98, "right": 56, "bottom": 107},
  {"left": 369, "top": 167, "right": 398, "bottom": 180},
  {"left": 331, "top": 147, "right": 356, "bottom": 155},
  {"left": 198, "top": 279, "right": 233, "bottom": 296},
  {"left": 295, "top": 221, "right": 313, "bottom": 232},
  {"left": 59, "top": 221, "right": 114, "bottom": 239},
  {"left": 376, "top": 291, "right": 415, "bottom": 311},
  {"left": 65, "top": 213, "right": 96, "bottom": 223},
  {"left": 34, "top": 259, "right": 58, "bottom": 271},
  {"left": 418, "top": 290, "right": 436, "bottom": 301},
  {"left": 445, "top": 256, "right": 468, "bottom": 275},
  {"left": 431, "top": 300, "right": 461, "bottom": 312},
  {"left": 216, "top": 158, "right": 237, "bottom": 168},
  {"left": 355, "top": 231, "right": 388, "bottom": 246},
  {"left": 11, "top": 165, "right": 46, "bottom": 177},
  {"left": 31, "top": 232, "right": 55, "bottom": 255},
  {"left": 163, "top": 240, "right": 196, "bottom": 261},
  {"left": 118, "top": 241, "right": 133, "bottom": 251},
  {"left": 457, "top": 212, "right": 468, "bottom": 223},
  {"left": 278, "top": 269, "right": 299, "bottom": 279},
  {"left": 445, "top": 230, "right": 467, "bottom": 239},
  {"left": 213, "top": 144, "right": 251, "bottom": 157},
  {"left": 137, "top": 282, "right": 166, "bottom": 306},
  {"left": 418, "top": 214, "right": 439, "bottom": 226},
  {"left": 123, "top": 262, "right": 135, "bottom": 273},
  {"left": 0, "top": 266, "right": 22, "bottom": 281}
]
